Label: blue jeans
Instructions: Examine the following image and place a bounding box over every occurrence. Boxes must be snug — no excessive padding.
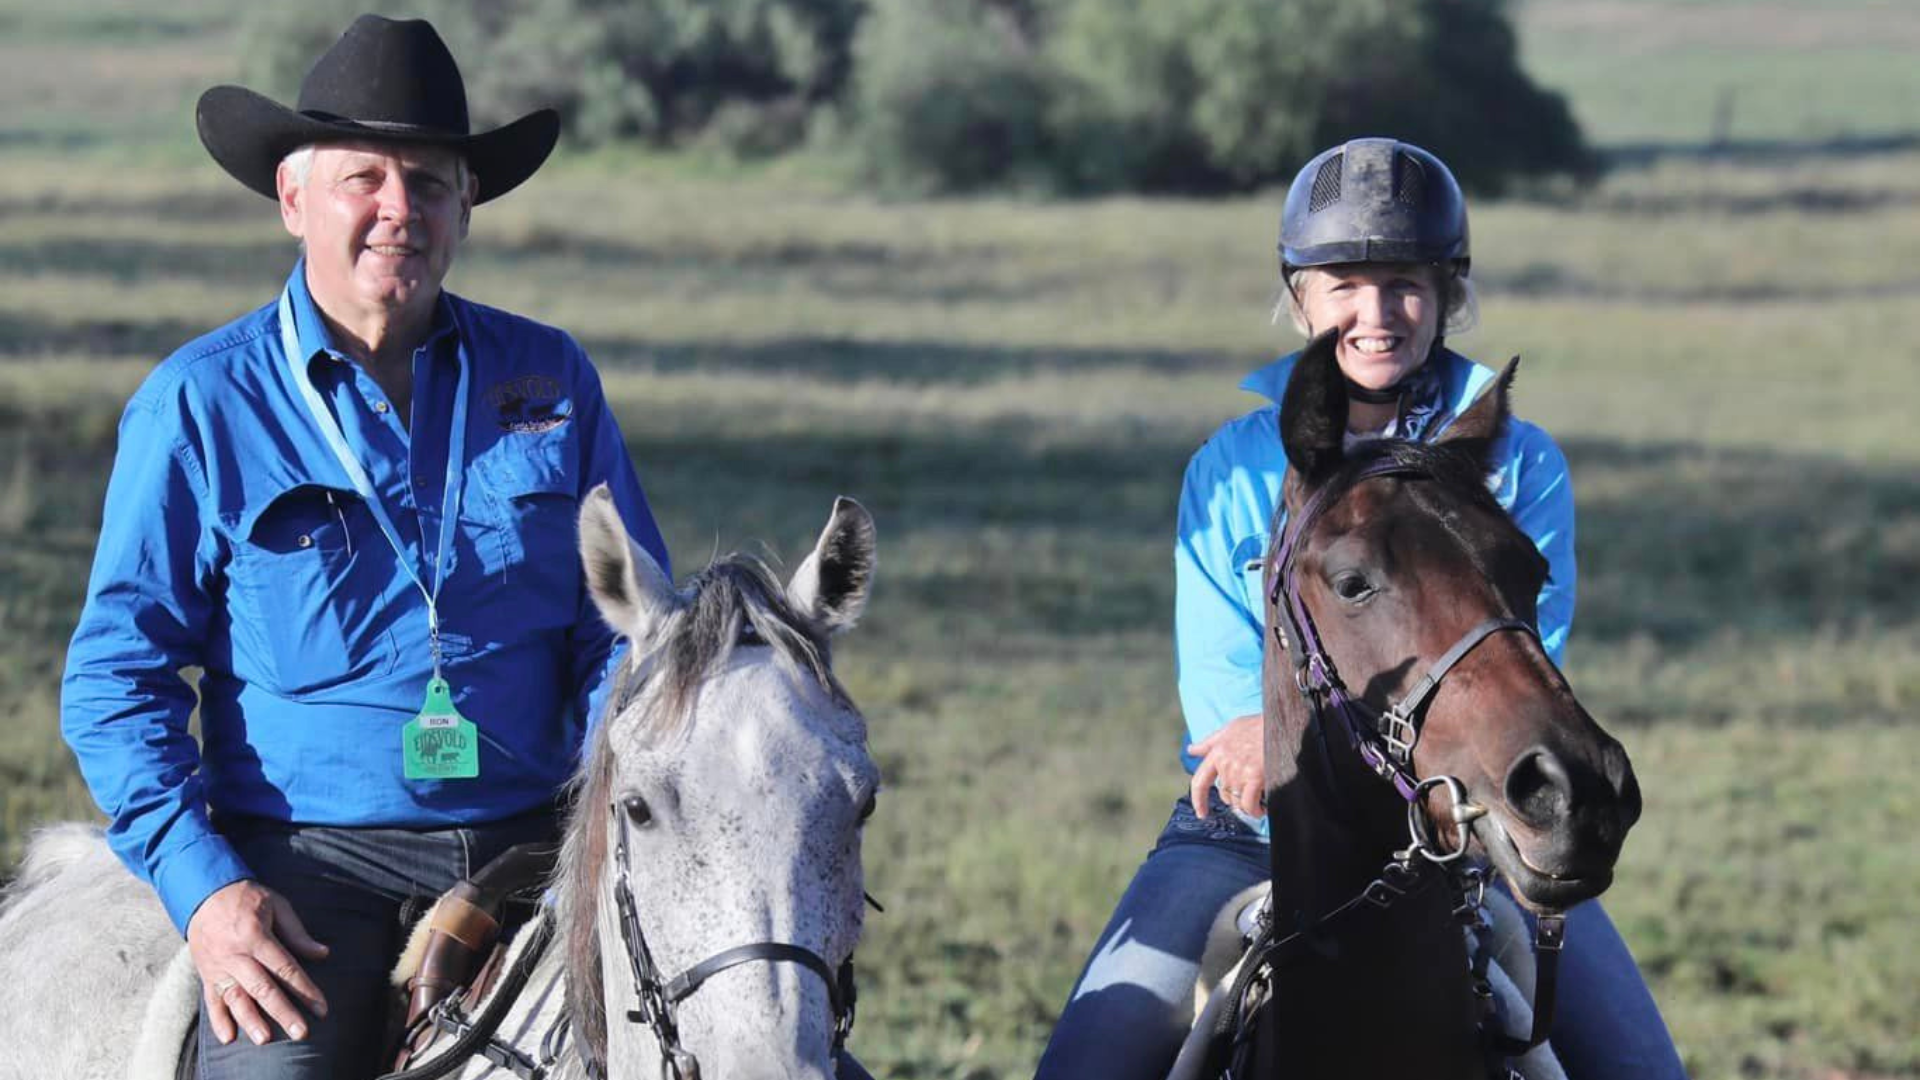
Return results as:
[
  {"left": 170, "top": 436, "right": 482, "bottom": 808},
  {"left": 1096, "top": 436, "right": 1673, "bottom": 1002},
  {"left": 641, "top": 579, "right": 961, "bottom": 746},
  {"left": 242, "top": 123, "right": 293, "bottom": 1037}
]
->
[
  {"left": 196, "top": 810, "right": 876, "bottom": 1079},
  {"left": 197, "top": 809, "right": 565, "bottom": 1079},
  {"left": 1034, "top": 794, "right": 1687, "bottom": 1080}
]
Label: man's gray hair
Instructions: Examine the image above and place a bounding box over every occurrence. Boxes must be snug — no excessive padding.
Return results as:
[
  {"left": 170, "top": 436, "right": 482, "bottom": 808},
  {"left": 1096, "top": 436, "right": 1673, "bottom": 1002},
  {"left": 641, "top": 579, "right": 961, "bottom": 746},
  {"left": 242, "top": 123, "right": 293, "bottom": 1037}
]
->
[
  {"left": 279, "top": 143, "right": 472, "bottom": 193},
  {"left": 1273, "top": 265, "right": 1480, "bottom": 339}
]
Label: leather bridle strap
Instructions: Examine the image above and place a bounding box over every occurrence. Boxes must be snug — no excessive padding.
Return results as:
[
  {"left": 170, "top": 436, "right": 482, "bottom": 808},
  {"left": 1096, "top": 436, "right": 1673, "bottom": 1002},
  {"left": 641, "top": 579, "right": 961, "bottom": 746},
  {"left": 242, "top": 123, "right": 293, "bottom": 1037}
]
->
[
  {"left": 608, "top": 803, "right": 857, "bottom": 1080},
  {"left": 663, "top": 942, "right": 850, "bottom": 1020},
  {"left": 1383, "top": 616, "right": 1536, "bottom": 737},
  {"left": 1480, "top": 910, "right": 1566, "bottom": 1056}
]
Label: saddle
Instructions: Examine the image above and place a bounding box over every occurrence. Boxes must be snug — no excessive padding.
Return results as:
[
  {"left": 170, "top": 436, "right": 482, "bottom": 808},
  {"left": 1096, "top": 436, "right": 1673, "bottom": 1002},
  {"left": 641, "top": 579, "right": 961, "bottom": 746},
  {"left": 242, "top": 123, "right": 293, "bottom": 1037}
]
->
[
  {"left": 389, "top": 843, "right": 560, "bottom": 1070},
  {"left": 1168, "top": 883, "right": 1569, "bottom": 1080},
  {"left": 154, "top": 842, "right": 559, "bottom": 1080}
]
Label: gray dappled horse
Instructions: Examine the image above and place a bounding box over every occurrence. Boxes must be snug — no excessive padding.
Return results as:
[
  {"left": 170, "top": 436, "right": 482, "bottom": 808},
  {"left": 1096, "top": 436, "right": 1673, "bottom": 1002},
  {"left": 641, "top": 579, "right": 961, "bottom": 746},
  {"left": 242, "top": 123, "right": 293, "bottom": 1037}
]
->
[{"left": 0, "top": 486, "right": 880, "bottom": 1080}]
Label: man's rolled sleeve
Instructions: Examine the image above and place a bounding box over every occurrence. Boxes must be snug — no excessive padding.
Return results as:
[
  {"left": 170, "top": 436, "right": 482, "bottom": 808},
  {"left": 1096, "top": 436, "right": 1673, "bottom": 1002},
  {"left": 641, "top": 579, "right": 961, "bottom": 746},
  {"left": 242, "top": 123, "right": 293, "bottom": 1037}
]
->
[
  {"left": 60, "top": 394, "right": 249, "bottom": 934},
  {"left": 564, "top": 342, "right": 670, "bottom": 736}
]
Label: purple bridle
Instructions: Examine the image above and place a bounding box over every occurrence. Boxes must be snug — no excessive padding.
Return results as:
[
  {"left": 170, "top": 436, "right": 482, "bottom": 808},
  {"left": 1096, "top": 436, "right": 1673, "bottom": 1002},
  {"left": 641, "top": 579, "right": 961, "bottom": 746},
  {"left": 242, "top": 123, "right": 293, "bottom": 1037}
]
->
[{"left": 1267, "top": 456, "right": 1536, "bottom": 846}]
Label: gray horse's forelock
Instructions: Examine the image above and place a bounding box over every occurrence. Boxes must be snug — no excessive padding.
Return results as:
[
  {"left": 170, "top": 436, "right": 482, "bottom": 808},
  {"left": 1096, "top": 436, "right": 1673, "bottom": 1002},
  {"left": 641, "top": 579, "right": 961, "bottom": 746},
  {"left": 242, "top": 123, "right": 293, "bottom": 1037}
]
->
[
  {"left": 558, "top": 554, "right": 843, "bottom": 1071},
  {"left": 643, "top": 557, "right": 842, "bottom": 729}
]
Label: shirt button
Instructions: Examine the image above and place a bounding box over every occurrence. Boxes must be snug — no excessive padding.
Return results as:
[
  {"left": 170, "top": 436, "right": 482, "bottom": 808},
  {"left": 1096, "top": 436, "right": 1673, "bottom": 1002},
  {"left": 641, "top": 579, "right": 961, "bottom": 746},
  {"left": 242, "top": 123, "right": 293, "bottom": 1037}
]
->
[
  {"left": 296, "top": 534, "right": 313, "bottom": 548},
  {"left": 374, "top": 401, "right": 391, "bottom": 414}
]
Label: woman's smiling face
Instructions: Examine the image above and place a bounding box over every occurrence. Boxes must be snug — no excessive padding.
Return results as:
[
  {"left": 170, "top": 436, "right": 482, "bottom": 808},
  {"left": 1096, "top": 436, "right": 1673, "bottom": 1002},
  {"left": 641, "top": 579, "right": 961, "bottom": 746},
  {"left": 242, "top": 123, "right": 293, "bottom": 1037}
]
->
[{"left": 1295, "top": 263, "right": 1444, "bottom": 392}]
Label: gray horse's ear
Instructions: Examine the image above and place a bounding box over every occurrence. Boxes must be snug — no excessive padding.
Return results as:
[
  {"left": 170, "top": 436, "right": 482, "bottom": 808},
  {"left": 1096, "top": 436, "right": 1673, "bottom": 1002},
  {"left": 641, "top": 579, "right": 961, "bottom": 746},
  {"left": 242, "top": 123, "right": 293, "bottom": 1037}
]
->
[
  {"left": 788, "top": 497, "right": 876, "bottom": 635},
  {"left": 1437, "top": 355, "right": 1519, "bottom": 472},
  {"left": 579, "top": 483, "right": 677, "bottom": 643}
]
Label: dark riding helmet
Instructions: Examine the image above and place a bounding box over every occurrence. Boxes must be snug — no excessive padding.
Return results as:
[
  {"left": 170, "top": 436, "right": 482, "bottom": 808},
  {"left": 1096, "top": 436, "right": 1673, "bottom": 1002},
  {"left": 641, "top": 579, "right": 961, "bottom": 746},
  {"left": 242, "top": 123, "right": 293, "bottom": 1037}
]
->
[{"left": 1279, "top": 138, "right": 1470, "bottom": 278}]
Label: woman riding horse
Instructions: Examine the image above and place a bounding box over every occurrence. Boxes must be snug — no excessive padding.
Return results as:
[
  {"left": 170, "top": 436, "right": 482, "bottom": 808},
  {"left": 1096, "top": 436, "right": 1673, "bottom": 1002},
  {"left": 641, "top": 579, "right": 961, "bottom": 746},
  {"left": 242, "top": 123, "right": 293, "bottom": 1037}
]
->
[{"left": 1033, "top": 138, "right": 1688, "bottom": 1080}]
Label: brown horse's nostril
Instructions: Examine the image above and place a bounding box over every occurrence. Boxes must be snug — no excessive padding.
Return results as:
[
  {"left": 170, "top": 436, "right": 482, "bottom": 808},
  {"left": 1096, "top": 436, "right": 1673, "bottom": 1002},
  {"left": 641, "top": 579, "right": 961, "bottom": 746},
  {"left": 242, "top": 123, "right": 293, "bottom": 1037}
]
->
[
  {"left": 1603, "top": 739, "right": 1643, "bottom": 830},
  {"left": 1504, "top": 746, "right": 1574, "bottom": 827}
]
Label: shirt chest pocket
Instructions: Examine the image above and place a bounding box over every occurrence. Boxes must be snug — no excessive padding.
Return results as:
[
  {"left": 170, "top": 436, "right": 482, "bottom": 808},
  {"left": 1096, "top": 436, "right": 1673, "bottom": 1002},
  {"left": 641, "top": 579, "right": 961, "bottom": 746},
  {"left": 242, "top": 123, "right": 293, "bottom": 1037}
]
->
[
  {"left": 1231, "top": 533, "right": 1272, "bottom": 616},
  {"left": 470, "top": 441, "right": 582, "bottom": 623},
  {"left": 228, "top": 483, "right": 400, "bottom": 697}
]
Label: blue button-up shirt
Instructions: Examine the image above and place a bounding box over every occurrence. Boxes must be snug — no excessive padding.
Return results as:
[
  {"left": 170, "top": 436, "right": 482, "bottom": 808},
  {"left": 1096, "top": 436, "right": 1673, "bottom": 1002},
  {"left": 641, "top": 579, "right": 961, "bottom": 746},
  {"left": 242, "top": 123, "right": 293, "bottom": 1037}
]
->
[{"left": 61, "top": 263, "right": 669, "bottom": 933}]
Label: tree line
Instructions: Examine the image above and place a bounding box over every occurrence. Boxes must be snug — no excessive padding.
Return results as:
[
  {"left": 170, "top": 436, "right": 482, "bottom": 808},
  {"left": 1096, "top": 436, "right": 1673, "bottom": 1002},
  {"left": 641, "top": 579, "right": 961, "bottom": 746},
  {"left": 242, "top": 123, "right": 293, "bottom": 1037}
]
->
[{"left": 245, "top": 0, "right": 1591, "bottom": 195}]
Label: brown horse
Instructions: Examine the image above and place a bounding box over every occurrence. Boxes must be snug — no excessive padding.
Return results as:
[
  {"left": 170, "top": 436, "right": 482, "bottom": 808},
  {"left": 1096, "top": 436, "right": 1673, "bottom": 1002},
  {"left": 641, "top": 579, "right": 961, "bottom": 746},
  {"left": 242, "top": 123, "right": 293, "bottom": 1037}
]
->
[{"left": 1234, "top": 332, "right": 1642, "bottom": 1078}]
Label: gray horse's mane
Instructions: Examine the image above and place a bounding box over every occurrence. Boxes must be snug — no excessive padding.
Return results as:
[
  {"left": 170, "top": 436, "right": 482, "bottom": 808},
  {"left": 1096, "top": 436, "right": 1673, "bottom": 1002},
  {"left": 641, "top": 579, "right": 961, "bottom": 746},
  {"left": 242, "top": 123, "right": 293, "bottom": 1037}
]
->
[{"left": 557, "top": 554, "right": 845, "bottom": 1071}]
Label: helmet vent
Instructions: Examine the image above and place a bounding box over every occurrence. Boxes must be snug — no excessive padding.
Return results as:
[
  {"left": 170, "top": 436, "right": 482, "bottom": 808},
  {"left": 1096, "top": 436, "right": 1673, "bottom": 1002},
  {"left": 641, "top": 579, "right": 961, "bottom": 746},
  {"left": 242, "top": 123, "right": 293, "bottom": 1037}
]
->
[
  {"left": 1395, "top": 152, "right": 1427, "bottom": 208},
  {"left": 1308, "top": 153, "right": 1344, "bottom": 212}
]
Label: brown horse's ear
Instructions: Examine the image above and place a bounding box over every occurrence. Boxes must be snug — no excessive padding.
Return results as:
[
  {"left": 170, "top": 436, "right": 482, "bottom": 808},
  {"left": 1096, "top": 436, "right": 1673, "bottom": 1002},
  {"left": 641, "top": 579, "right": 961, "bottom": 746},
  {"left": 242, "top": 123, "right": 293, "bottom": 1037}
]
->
[
  {"left": 1279, "top": 328, "right": 1348, "bottom": 488},
  {"left": 1437, "top": 356, "right": 1519, "bottom": 471}
]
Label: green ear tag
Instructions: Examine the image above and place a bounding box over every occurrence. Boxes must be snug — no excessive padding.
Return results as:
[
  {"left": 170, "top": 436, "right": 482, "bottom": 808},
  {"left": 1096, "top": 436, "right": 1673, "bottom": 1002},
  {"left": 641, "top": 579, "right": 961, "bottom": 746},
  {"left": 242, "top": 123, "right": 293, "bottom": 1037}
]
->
[{"left": 403, "top": 677, "right": 480, "bottom": 780}]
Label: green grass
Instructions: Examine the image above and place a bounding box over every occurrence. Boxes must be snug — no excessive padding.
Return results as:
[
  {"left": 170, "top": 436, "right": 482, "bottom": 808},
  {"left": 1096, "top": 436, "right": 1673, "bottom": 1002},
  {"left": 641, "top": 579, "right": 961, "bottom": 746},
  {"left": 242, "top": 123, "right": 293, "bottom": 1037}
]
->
[
  {"left": 2, "top": 4, "right": 1918, "bottom": 1078},
  {"left": 1520, "top": 0, "right": 1920, "bottom": 148}
]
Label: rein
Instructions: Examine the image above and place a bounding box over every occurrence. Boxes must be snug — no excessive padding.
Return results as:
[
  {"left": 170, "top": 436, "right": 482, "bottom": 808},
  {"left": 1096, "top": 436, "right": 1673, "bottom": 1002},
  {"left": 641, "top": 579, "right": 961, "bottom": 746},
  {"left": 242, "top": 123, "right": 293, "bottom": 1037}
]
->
[
  {"left": 1255, "top": 455, "right": 1566, "bottom": 1065},
  {"left": 605, "top": 801, "right": 858, "bottom": 1080}
]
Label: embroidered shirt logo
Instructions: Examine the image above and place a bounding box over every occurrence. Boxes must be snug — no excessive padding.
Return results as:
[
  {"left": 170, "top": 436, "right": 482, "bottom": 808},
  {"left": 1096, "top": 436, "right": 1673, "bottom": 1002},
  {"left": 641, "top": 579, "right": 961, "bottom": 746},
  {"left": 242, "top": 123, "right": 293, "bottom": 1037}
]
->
[{"left": 484, "top": 375, "right": 571, "bottom": 433}]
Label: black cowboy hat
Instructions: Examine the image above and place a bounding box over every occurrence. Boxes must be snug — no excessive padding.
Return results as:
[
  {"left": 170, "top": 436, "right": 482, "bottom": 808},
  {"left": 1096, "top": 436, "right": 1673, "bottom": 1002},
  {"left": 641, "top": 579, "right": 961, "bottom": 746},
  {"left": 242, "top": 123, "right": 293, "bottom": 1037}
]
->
[{"left": 196, "top": 14, "right": 559, "bottom": 204}]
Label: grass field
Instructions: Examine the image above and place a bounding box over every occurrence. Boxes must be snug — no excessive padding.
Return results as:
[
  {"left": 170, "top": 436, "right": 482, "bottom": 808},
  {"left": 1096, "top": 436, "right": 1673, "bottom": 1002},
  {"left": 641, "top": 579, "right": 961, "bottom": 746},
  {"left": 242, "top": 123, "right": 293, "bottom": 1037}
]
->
[{"left": 1, "top": 2, "right": 1916, "bottom": 1078}]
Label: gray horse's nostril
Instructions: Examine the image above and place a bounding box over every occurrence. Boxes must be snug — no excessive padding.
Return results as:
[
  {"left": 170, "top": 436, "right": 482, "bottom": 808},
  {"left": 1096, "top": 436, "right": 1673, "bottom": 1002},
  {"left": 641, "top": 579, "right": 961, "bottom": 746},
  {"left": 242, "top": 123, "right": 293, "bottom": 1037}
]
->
[{"left": 1504, "top": 746, "right": 1574, "bottom": 827}]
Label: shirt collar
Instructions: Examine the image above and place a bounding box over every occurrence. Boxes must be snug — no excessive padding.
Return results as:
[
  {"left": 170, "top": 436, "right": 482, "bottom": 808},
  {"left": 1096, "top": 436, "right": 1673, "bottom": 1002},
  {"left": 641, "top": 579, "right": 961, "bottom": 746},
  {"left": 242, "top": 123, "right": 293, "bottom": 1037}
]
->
[{"left": 282, "top": 258, "right": 461, "bottom": 372}]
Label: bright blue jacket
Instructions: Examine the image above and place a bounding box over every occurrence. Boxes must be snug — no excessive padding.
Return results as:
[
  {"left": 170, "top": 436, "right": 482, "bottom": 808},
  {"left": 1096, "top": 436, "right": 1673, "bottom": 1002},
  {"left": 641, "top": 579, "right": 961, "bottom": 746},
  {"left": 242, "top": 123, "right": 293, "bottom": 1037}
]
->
[
  {"left": 61, "top": 263, "right": 669, "bottom": 933},
  {"left": 1174, "top": 348, "right": 1577, "bottom": 786}
]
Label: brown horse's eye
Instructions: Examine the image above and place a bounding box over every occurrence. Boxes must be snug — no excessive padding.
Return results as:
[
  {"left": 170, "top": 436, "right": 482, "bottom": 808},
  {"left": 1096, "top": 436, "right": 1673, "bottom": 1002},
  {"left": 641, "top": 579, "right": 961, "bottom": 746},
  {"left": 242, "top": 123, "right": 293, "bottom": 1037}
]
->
[{"left": 1333, "top": 572, "right": 1376, "bottom": 603}]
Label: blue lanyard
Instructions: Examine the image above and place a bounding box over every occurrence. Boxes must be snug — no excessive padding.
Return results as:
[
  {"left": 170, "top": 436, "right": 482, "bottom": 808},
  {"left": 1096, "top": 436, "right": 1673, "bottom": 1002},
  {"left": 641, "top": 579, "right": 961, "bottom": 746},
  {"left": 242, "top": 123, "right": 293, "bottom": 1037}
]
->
[{"left": 278, "top": 286, "right": 469, "bottom": 678}]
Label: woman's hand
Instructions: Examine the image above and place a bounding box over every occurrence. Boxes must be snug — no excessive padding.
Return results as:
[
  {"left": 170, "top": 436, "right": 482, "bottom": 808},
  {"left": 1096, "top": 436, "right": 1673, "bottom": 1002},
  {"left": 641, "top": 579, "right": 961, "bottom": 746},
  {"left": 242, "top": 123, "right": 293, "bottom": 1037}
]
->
[{"left": 1188, "top": 713, "right": 1266, "bottom": 819}]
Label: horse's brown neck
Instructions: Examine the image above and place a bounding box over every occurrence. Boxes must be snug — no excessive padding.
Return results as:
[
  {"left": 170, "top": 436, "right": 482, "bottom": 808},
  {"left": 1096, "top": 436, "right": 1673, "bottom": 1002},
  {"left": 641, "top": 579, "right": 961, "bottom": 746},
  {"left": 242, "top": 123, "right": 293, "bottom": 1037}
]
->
[{"left": 1258, "top": 659, "right": 1487, "bottom": 1078}]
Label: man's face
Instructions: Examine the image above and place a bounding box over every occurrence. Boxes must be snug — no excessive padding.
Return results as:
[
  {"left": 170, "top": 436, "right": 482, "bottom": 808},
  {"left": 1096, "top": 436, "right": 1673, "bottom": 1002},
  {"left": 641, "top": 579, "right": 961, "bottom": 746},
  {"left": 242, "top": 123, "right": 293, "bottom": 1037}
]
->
[{"left": 277, "top": 141, "right": 474, "bottom": 320}]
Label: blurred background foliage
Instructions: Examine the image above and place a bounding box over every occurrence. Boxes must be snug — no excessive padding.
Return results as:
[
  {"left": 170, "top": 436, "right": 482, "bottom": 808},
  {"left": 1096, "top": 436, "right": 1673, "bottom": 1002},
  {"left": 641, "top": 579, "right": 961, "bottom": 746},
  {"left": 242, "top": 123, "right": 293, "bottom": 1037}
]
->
[
  {"left": 237, "top": 0, "right": 1590, "bottom": 194},
  {"left": 5, "top": 0, "right": 1919, "bottom": 1076}
]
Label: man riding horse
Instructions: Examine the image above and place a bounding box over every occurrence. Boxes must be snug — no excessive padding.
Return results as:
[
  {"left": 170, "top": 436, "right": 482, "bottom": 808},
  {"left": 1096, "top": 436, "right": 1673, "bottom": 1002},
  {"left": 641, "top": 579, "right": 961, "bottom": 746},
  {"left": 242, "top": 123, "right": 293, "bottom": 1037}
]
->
[
  {"left": 57, "top": 16, "right": 672, "bottom": 1077},
  {"left": 1034, "top": 139, "right": 1690, "bottom": 1080}
]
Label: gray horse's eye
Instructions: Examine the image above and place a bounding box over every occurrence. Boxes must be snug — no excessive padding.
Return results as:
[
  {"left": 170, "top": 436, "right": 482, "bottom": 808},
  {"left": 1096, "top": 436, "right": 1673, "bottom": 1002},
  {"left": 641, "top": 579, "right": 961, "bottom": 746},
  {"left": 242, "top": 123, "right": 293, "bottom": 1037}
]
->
[
  {"left": 623, "top": 794, "right": 653, "bottom": 827},
  {"left": 857, "top": 791, "right": 878, "bottom": 824}
]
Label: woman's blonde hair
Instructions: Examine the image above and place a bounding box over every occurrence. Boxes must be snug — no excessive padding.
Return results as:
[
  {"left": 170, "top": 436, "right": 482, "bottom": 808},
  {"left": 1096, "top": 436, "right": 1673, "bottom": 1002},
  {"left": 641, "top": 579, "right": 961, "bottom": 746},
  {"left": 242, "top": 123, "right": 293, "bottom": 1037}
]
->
[{"left": 1273, "top": 265, "right": 1479, "bottom": 339}]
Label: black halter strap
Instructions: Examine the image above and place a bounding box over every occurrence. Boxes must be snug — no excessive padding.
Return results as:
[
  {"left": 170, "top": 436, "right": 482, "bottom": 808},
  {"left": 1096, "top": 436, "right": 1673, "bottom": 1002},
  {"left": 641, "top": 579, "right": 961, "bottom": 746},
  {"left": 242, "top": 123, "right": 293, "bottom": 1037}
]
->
[{"left": 663, "top": 942, "right": 849, "bottom": 1011}]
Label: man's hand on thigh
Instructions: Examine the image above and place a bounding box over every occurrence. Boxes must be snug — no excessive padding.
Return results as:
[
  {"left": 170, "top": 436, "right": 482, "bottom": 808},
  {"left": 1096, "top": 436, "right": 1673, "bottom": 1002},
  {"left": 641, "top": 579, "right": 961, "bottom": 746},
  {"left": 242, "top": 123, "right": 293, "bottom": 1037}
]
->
[{"left": 187, "top": 880, "right": 331, "bottom": 1046}]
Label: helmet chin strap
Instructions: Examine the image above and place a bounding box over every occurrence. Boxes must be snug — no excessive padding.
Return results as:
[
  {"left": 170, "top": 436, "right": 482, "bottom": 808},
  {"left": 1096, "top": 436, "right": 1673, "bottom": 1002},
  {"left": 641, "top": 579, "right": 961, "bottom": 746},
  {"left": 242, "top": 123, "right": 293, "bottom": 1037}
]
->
[{"left": 1343, "top": 379, "right": 1404, "bottom": 406}]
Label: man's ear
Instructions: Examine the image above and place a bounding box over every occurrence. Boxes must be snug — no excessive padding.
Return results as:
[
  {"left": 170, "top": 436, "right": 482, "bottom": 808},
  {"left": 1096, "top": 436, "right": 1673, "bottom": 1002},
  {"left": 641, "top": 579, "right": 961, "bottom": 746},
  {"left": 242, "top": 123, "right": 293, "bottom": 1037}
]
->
[
  {"left": 276, "top": 161, "right": 305, "bottom": 241},
  {"left": 458, "top": 172, "right": 476, "bottom": 240}
]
